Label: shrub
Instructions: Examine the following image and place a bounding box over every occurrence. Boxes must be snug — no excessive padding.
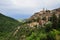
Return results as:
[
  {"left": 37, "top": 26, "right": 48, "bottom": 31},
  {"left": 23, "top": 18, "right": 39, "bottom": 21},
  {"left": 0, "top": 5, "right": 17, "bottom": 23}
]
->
[{"left": 45, "top": 21, "right": 52, "bottom": 32}]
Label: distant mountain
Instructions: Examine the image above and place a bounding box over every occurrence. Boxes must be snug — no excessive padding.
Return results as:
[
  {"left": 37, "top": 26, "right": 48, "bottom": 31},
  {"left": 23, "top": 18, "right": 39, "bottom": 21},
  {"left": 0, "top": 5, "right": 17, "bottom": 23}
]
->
[
  {"left": 18, "top": 19, "right": 24, "bottom": 22},
  {"left": 0, "top": 13, "right": 20, "bottom": 40}
]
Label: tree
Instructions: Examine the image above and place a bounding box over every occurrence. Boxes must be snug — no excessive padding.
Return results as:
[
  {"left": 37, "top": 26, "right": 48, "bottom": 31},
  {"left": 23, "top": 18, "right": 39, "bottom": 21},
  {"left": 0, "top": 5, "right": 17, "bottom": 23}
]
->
[
  {"left": 45, "top": 21, "right": 52, "bottom": 32},
  {"left": 51, "top": 12, "right": 58, "bottom": 29},
  {"left": 58, "top": 14, "right": 60, "bottom": 29}
]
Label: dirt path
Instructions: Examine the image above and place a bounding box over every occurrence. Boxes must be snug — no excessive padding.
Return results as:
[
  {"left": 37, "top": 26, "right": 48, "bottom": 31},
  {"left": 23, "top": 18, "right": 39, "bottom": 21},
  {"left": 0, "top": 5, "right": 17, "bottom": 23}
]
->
[{"left": 13, "top": 26, "right": 20, "bottom": 36}]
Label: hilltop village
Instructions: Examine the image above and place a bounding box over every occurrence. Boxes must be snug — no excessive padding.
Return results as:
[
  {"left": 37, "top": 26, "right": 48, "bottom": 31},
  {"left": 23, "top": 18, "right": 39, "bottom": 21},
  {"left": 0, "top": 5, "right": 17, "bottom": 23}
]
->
[{"left": 26, "top": 8, "right": 60, "bottom": 27}]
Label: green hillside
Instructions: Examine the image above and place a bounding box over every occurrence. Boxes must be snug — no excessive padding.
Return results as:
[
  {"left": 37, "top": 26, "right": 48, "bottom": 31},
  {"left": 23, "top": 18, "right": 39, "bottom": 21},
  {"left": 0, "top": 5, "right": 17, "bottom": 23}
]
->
[
  {"left": 0, "top": 8, "right": 60, "bottom": 40},
  {"left": 0, "top": 13, "right": 20, "bottom": 40}
]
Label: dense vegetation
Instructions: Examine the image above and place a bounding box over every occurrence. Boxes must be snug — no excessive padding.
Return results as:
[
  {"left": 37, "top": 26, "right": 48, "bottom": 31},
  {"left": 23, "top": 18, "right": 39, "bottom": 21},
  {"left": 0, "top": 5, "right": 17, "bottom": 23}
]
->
[{"left": 0, "top": 13, "right": 21, "bottom": 40}]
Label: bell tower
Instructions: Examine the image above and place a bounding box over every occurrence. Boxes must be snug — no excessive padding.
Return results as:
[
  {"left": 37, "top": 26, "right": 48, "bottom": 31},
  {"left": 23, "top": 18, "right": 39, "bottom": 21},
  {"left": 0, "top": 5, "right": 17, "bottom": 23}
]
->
[{"left": 43, "top": 8, "right": 45, "bottom": 13}]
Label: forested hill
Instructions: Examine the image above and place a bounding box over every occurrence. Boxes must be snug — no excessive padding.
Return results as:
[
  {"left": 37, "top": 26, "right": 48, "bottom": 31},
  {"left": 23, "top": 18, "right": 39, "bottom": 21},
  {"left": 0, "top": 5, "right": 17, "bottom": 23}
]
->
[{"left": 0, "top": 13, "right": 20, "bottom": 40}]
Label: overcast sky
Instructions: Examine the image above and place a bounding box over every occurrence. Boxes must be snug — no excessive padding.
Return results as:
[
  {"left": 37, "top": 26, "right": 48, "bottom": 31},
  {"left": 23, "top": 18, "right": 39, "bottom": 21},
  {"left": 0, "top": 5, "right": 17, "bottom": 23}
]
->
[{"left": 0, "top": 0, "right": 60, "bottom": 19}]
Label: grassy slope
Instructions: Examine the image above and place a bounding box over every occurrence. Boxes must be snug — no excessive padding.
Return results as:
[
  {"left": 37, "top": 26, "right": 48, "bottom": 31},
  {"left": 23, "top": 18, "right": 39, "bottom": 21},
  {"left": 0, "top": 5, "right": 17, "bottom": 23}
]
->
[{"left": 0, "top": 13, "right": 21, "bottom": 40}]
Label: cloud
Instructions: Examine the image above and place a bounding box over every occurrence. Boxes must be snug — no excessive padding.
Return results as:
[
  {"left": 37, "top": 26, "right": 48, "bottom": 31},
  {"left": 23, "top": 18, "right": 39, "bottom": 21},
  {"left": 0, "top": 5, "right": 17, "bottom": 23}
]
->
[
  {"left": 34, "top": 0, "right": 60, "bottom": 9},
  {"left": 0, "top": 0, "right": 60, "bottom": 9},
  {"left": 11, "top": 0, "right": 39, "bottom": 8},
  {"left": 0, "top": 0, "right": 60, "bottom": 19}
]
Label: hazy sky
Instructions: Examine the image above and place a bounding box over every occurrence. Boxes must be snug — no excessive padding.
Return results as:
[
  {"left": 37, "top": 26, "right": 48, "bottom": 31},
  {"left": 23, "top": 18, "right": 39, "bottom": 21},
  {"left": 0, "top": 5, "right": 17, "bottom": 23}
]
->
[{"left": 0, "top": 0, "right": 60, "bottom": 19}]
